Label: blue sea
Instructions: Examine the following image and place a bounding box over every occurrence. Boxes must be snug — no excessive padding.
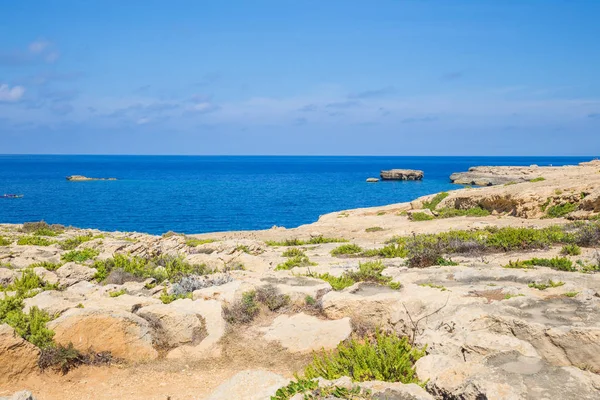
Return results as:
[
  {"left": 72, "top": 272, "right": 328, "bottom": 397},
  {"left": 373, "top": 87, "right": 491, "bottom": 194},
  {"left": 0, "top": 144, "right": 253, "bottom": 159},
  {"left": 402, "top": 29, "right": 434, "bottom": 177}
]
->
[{"left": 0, "top": 156, "right": 592, "bottom": 235}]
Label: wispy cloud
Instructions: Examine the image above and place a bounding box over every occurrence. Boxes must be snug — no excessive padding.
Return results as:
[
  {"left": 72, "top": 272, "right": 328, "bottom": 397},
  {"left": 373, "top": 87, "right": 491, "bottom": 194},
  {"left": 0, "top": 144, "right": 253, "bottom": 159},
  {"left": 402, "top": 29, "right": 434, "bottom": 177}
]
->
[
  {"left": 0, "top": 39, "right": 60, "bottom": 66},
  {"left": 0, "top": 84, "right": 25, "bottom": 102},
  {"left": 441, "top": 71, "right": 463, "bottom": 81},
  {"left": 325, "top": 100, "right": 361, "bottom": 109},
  {"left": 348, "top": 86, "right": 396, "bottom": 99}
]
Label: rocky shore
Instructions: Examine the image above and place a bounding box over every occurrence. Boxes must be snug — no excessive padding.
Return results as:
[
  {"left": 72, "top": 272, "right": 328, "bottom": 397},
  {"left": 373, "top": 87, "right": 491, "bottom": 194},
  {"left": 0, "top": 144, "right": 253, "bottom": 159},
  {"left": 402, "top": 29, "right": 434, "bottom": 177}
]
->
[{"left": 2, "top": 160, "right": 600, "bottom": 400}]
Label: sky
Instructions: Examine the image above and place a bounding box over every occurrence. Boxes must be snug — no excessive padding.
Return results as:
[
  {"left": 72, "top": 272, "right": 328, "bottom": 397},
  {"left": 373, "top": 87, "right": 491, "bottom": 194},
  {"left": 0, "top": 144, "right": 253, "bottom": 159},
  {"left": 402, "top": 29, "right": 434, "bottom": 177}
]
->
[{"left": 0, "top": 0, "right": 599, "bottom": 155}]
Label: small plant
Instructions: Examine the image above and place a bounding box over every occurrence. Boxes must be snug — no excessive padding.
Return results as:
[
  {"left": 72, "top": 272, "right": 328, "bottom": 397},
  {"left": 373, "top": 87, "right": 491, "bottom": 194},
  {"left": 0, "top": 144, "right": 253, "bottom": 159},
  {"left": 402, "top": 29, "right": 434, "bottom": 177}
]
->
[
  {"left": 410, "top": 212, "right": 434, "bottom": 221},
  {"left": 331, "top": 244, "right": 363, "bottom": 257},
  {"left": 316, "top": 273, "right": 357, "bottom": 291},
  {"left": 365, "top": 226, "right": 384, "bottom": 232},
  {"left": 235, "top": 245, "right": 251, "bottom": 254},
  {"left": 546, "top": 203, "right": 577, "bottom": 218},
  {"left": 423, "top": 192, "right": 449, "bottom": 210},
  {"left": 561, "top": 244, "right": 581, "bottom": 256},
  {"left": 303, "top": 330, "right": 425, "bottom": 383},
  {"left": 504, "top": 293, "right": 525, "bottom": 300},
  {"left": 109, "top": 289, "right": 126, "bottom": 298},
  {"left": 504, "top": 181, "right": 517, "bottom": 186},
  {"left": 223, "top": 290, "right": 260, "bottom": 324},
  {"left": 305, "top": 295, "right": 316, "bottom": 306},
  {"left": 564, "top": 291, "right": 579, "bottom": 298},
  {"left": 76, "top": 303, "right": 84, "bottom": 308},
  {"left": 377, "top": 211, "right": 386, "bottom": 216},
  {"left": 185, "top": 237, "right": 216, "bottom": 247},
  {"left": 29, "top": 261, "right": 62, "bottom": 271},
  {"left": 419, "top": 283, "right": 447, "bottom": 291},
  {"left": 21, "top": 221, "right": 65, "bottom": 235},
  {"left": 503, "top": 260, "right": 534, "bottom": 269},
  {"left": 59, "top": 235, "right": 95, "bottom": 250},
  {"left": 272, "top": 379, "right": 319, "bottom": 400},
  {"left": 61, "top": 248, "right": 99, "bottom": 263},
  {"left": 159, "top": 288, "right": 191, "bottom": 304},
  {"left": 162, "top": 231, "right": 183, "bottom": 238},
  {"left": 528, "top": 280, "right": 565, "bottom": 290},
  {"left": 436, "top": 207, "right": 490, "bottom": 218},
  {"left": 266, "top": 237, "right": 347, "bottom": 246},
  {"left": 529, "top": 177, "right": 546, "bottom": 182},
  {"left": 17, "top": 236, "right": 53, "bottom": 246},
  {"left": 523, "top": 257, "right": 575, "bottom": 272},
  {"left": 0, "top": 236, "right": 12, "bottom": 246},
  {"left": 314, "top": 261, "right": 400, "bottom": 291},
  {"left": 38, "top": 343, "right": 114, "bottom": 374},
  {"left": 255, "top": 285, "right": 290, "bottom": 311},
  {"left": 275, "top": 255, "right": 316, "bottom": 270},
  {"left": 282, "top": 248, "right": 305, "bottom": 257}
]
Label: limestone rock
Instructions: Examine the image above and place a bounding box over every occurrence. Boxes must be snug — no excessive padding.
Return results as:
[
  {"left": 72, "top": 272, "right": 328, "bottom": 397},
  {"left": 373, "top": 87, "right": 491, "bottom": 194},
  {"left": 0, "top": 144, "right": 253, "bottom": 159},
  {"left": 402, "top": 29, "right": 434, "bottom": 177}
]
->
[
  {"left": 56, "top": 262, "right": 97, "bottom": 283},
  {"left": 0, "top": 267, "right": 17, "bottom": 286},
  {"left": 380, "top": 169, "right": 424, "bottom": 181},
  {"left": 23, "top": 290, "right": 80, "bottom": 316},
  {"left": 0, "top": 391, "right": 37, "bottom": 400},
  {"left": 261, "top": 313, "right": 351, "bottom": 353},
  {"left": 205, "top": 370, "right": 289, "bottom": 400},
  {"left": 0, "top": 324, "right": 40, "bottom": 385},
  {"left": 47, "top": 308, "right": 158, "bottom": 361},
  {"left": 366, "top": 177, "right": 379, "bottom": 183},
  {"left": 32, "top": 267, "right": 59, "bottom": 286},
  {"left": 360, "top": 381, "right": 434, "bottom": 400}
]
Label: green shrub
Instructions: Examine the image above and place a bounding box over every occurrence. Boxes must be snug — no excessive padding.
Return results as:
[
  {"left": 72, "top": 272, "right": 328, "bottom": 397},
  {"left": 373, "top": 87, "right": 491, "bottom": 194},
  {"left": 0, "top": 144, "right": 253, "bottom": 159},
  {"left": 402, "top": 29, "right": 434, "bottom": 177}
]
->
[
  {"left": 423, "top": 192, "right": 449, "bottom": 210},
  {"left": 272, "top": 379, "right": 371, "bottom": 400},
  {"left": 305, "top": 295, "right": 316, "bottom": 306},
  {"left": 185, "top": 237, "right": 216, "bottom": 247},
  {"left": 564, "top": 291, "right": 579, "bottom": 297},
  {"left": 528, "top": 280, "right": 565, "bottom": 290},
  {"left": 503, "top": 260, "right": 534, "bottom": 269},
  {"left": 365, "top": 226, "right": 384, "bottom": 232},
  {"left": 331, "top": 244, "right": 363, "bottom": 257},
  {"left": 561, "top": 244, "right": 581, "bottom": 256},
  {"left": 436, "top": 207, "right": 490, "bottom": 218},
  {"left": 303, "top": 331, "right": 425, "bottom": 383},
  {"left": 162, "top": 231, "right": 183, "bottom": 238},
  {"left": 21, "top": 221, "right": 65, "bottom": 235},
  {"left": 411, "top": 212, "right": 434, "bottom": 221},
  {"left": 282, "top": 248, "right": 305, "bottom": 257},
  {"left": 59, "top": 235, "right": 94, "bottom": 250},
  {"left": 307, "top": 236, "right": 348, "bottom": 245},
  {"left": 522, "top": 257, "right": 575, "bottom": 272},
  {"left": 255, "top": 285, "right": 290, "bottom": 311},
  {"left": 159, "top": 288, "right": 191, "bottom": 304},
  {"left": 223, "top": 290, "right": 260, "bottom": 324},
  {"left": 235, "top": 245, "right": 252, "bottom": 254},
  {"left": 17, "top": 236, "right": 53, "bottom": 246},
  {"left": 61, "top": 248, "right": 99, "bottom": 263},
  {"left": 419, "top": 283, "right": 447, "bottom": 291},
  {"left": 317, "top": 273, "right": 357, "bottom": 291},
  {"left": 529, "top": 177, "right": 546, "bottom": 182},
  {"left": 108, "top": 289, "right": 126, "bottom": 298},
  {"left": 546, "top": 203, "right": 577, "bottom": 218},
  {"left": 266, "top": 237, "right": 348, "bottom": 247},
  {"left": 0, "top": 237, "right": 12, "bottom": 246},
  {"left": 29, "top": 261, "right": 62, "bottom": 271},
  {"left": 276, "top": 256, "right": 316, "bottom": 270},
  {"left": 315, "top": 261, "right": 400, "bottom": 291},
  {"left": 272, "top": 379, "right": 319, "bottom": 400},
  {"left": 6, "top": 269, "right": 58, "bottom": 296},
  {"left": 93, "top": 254, "right": 211, "bottom": 283}
]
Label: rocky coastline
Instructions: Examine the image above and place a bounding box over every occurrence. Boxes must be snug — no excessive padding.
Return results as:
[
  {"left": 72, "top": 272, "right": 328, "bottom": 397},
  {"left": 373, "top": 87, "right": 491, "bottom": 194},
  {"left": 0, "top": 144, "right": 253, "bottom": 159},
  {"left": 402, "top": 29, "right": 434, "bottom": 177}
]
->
[{"left": 2, "top": 160, "right": 600, "bottom": 400}]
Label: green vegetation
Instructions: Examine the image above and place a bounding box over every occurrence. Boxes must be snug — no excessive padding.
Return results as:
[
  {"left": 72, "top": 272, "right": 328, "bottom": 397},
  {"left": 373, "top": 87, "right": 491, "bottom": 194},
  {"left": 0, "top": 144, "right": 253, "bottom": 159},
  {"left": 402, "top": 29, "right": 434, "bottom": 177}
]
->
[
  {"left": 365, "top": 226, "right": 384, "bottom": 232},
  {"left": 504, "top": 293, "right": 525, "bottom": 300},
  {"left": 159, "top": 288, "right": 191, "bottom": 304},
  {"left": 436, "top": 207, "right": 490, "bottom": 218},
  {"left": 4, "top": 269, "right": 58, "bottom": 295},
  {"left": 546, "top": 203, "right": 577, "bottom": 218},
  {"left": 0, "top": 236, "right": 12, "bottom": 246},
  {"left": 314, "top": 261, "right": 401, "bottom": 291},
  {"left": 423, "top": 192, "right": 449, "bottom": 210},
  {"left": 281, "top": 248, "right": 305, "bottom": 257},
  {"left": 29, "top": 261, "right": 62, "bottom": 271},
  {"left": 272, "top": 379, "right": 372, "bottom": 400},
  {"left": 564, "top": 291, "right": 579, "bottom": 298},
  {"left": 108, "top": 289, "right": 126, "bottom": 298},
  {"left": 561, "top": 244, "right": 581, "bottom": 256},
  {"left": 304, "top": 295, "right": 316, "bottom": 306},
  {"left": 266, "top": 237, "right": 348, "bottom": 246},
  {"left": 331, "top": 244, "right": 363, "bottom": 256},
  {"left": 503, "top": 260, "right": 535, "bottom": 269},
  {"left": 528, "top": 280, "right": 565, "bottom": 290},
  {"left": 59, "top": 235, "right": 96, "bottom": 250},
  {"left": 522, "top": 257, "right": 575, "bottom": 272},
  {"left": 93, "top": 254, "right": 212, "bottom": 283},
  {"left": 529, "top": 177, "right": 546, "bottom": 182},
  {"left": 21, "top": 221, "right": 65, "bottom": 236},
  {"left": 235, "top": 245, "right": 252, "bottom": 254},
  {"left": 185, "top": 237, "right": 216, "bottom": 247},
  {"left": 419, "top": 283, "right": 448, "bottom": 291},
  {"left": 17, "top": 236, "right": 53, "bottom": 246},
  {"left": 275, "top": 255, "right": 316, "bottom": 270},
  {"left": 411, "top": 212, "right": 435, "bottom": 221},
  {"left": 61, "top": 248, "right": 99, "bottom": 263},
  {"left": 504, "top": 181, "right": 518, "bottom": 186},
  {"left": 303, "top": 330, "right": 425, "bottom": 383},
  {"left": 223, "top": 285, "right": 289, "bottom": 324}
]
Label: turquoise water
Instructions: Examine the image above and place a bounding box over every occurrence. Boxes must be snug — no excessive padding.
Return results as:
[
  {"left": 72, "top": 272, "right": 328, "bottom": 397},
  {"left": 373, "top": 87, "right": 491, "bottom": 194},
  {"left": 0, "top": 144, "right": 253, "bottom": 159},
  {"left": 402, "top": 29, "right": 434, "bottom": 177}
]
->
[{"left": 0, "top": 156, "right": 592, "bottom": 235}]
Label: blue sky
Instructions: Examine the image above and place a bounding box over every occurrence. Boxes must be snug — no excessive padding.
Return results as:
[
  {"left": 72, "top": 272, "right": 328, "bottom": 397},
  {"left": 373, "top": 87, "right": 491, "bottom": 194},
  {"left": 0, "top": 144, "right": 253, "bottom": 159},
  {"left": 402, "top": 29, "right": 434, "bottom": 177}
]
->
[{"left": 1, "top": 0, "right": 599, "bottom": 155}]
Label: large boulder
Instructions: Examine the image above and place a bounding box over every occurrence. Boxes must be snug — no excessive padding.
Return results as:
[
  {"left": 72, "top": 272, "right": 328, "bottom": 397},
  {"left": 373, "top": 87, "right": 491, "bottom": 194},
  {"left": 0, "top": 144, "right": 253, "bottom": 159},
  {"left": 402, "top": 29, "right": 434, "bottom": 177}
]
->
[
  {"left": 56, "top": 262, "right": 97, "bottom": 284},
  {"left": 260, "top": 313, "right": 351, "bottom": 353},
  {"left": 205, "top": 370, "right": 289, "bottom": 400},
  {"left": 380, "top": 169, "right": 424, "bottom": 181},
  {"left": 0, "top": 324, "right": 40, "bottom": 385},
  {"left": 47, "top": 308, "right": 158, "bottom": 361}
]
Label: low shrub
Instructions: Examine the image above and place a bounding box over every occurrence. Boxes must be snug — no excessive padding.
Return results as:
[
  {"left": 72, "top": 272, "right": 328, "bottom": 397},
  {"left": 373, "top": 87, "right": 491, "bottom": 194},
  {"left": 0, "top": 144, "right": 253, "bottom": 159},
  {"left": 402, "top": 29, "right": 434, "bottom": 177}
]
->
[
  {"left": 59, "top": 235, "right": 95, "bottom": 250},
  {"left": 315, "top": 261, "right": 400, "bottom": 291},
  {"left": 61, "top": 248, "right": 99, "bottom": 263},
  {"left": 159, "top": 288, "right": 191, "bottom": 304},
  {"left": 5, "top": 269, "right": 58, "bottom": 295},
  {"left": 529, "top": 177, "right": 546, "bottom": 182},
  {"left": 423, "top": 192, "right": 449, "bottom": 210},
  {"left": 276, "top": 255, "right": 316, "bottom": 270},
  {"left": 528, "top": 280, "right": 565, "bottom": 290},
  {"left": 266, "top": 237, "right": 347, "bottom": 246},
  {"left": 436, "top": 207, "right": 490, "bottom": 218},
  {"left": 39, "top": 343, "right": 114, "bottom": 374},
  {"left": 546, "top": 203, "right": 577, "bottom": 218},
  {"left": 316, "top": 273, "right": 357, "bottom": 291},
  {"left": 303, "top": 330, "right": 425, "bottom": 383},
  {"left": 0, "top": 294, "right": 54, "bottom": 349},
  {"left": 365, "top": 226, "right": 384, "bottom": 232},
  {"left": 21, "top": 221, "right": 65, "bottom": 235},
  {"left": 108, "top": 289, "right": 126, "bottom": 298},
  {"left": 0, "top": 237, "right": 12, "bottom": 246},
  {"left": 331, "top": 244, "right": 363, "bottom": 257},
  {"left": 255, "top": 285, "right": 290, "bottom": 311},
  {"left": 523, "top": 257, "right": 575, "bottom": 272},
  {"left": 17, "top": 236, "right": 53, "bottom": 246},
  {"left": 185, "top": 237, "right": 216, "bottom": 247},
  {"left": 281, "top": 248, "right": 305, "bottom": 257},
  {"left": 223, "top": 290, "right": 260, "bottom": 324},
  {"left": 411, "top": 212, "right": 434, "bottom": 221},
  {"left": 503, "top": 260, "right": 535, "bottom": 269},
  {"left": 29, "top": 261, "right": 62, "bottom": 271},
  {"left": 561, "top": 244, "right": 581, "bottom": 256},
  {"left": 564, "top": 291, "right": 579, "bottom": 297}
]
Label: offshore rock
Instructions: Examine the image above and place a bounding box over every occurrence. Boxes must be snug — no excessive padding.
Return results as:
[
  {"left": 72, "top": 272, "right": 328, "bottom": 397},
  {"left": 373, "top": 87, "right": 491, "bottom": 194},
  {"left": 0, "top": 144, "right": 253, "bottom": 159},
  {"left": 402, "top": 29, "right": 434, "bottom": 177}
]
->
[{"left": 380, "top": 169, "right": 424, "bottom": 181}]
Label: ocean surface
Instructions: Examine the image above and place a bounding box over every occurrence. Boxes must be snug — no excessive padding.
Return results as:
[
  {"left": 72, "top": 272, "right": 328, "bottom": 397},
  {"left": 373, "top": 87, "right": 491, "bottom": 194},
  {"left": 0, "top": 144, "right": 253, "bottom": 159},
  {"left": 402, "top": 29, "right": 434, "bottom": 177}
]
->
[{"left": 0, "top": 155, "right": 592, "bottom": 235}]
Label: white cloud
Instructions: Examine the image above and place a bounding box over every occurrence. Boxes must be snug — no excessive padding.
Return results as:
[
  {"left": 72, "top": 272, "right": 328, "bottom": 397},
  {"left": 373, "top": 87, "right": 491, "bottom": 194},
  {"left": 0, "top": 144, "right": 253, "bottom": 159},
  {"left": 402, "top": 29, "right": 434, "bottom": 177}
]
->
[
  {"left": 0, "top": 84, "right": 25, "bottom": 102},
  {"left": 28, "top": 40, "right": 50, "bottom": 54},
  {"left": 45, "top": 51, "right": 60, "bottom": 63}
]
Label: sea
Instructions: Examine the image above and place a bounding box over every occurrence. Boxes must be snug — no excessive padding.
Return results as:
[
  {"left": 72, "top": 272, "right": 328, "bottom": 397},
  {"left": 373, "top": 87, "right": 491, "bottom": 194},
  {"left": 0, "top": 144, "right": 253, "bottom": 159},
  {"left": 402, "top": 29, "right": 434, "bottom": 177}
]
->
[{"left": 0, "top": 155, "right": 593, "bottom": 235}]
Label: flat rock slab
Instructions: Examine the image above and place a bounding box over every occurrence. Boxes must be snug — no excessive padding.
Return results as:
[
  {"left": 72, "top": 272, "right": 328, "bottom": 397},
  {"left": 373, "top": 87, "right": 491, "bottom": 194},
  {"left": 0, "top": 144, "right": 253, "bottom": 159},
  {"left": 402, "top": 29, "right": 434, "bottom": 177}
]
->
[
  {"left": 205, "top": 370, "right": 289, "bottom": 400},
  {"left": 261, "top": 312, "right": 351, "bottom": 352}
]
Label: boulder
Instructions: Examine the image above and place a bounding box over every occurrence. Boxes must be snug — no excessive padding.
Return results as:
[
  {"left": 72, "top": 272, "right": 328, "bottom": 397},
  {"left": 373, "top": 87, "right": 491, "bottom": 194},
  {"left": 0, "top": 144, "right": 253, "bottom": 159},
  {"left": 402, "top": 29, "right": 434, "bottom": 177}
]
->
[
  {"left": 359, "top": 381, "right": 434, "bottom": 400},
  {"left": 136, "top": 299, "right": 206, "bottom": 349},
  {"left": 32, "top": 267, "right": 59, "bottom": 286},
  {"left": 261, "top": 313, "right": 351, "bottom": 353},
  {"left": 205, "top": 370, "right": 289, "bottom": 400},
  {"left": 366, "top": 177, "right": 379, "bottom": 183},
  {"left": 47, "top": 308, "right": 158, "bottom": 361},
  {"left": 0, "top": 324, "right": 40, "bottom": 385},
  {"left": 23, "top": 290, "right": 81, "bottom": 316},
  {"left": 0, "top": 267, "right": 17, "bottom": 286},
  {"left": 380, "top": 169, "right": 424, "bottom": 181},
  {"left": 56, "top": 262, "right": 97, "bottom": 283}
]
